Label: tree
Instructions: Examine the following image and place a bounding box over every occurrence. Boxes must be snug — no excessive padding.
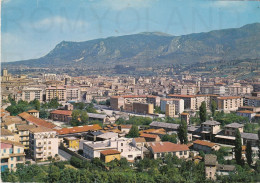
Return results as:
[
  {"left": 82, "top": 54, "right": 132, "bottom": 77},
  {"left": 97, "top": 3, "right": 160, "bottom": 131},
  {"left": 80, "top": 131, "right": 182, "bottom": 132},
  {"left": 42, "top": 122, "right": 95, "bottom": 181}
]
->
[
  {"left": 71, "top": 110, "right": 81, "bottom": 126},
  {"left": 210, "top": 100, "right": 217, "bottom": 117},
  {"left": 199, "top": 101, "right": 207, "bottom": 123},
  {"left": 234, "top": 129, "right": 242, "bottom": 165},
  {"left": 80, "top": 111, "right": 89, "bottom": 124},
  {"left": 258, "top": 130, "right": 260, "bottom": 159},
  {"left": 177, "top": 119, "right": 188, "bottom": 144},
  {"left": 29, "top": 99, "right": 40, "bottom": 110},
  {"left": 246, "top": 141, "right": 252, "bottom": 166},
  {"left": 162, "top": 134, "right": 177, "bottom": 143},
  {"left": 47, "top": 165, "right": 60, "bottom": 183},
  {"left": 127, "top": 125, "right": 139, "bottom": 138}
]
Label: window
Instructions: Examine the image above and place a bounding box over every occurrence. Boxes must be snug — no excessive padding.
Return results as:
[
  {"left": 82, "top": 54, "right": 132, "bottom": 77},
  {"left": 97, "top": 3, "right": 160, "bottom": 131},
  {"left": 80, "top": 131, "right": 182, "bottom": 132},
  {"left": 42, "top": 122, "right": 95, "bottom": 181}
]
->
[
  {"left": 157, "top": 153, "right": 160, "bottom": 158},
  {"left": 121, "top": 149, "right": 123, "bottom": 152},
  {"left": 48, "top": 141, "right": 51, "bottom": 144},
  {"left": 121, "top": 143, "right": 123, "bottom": 146},
  {"left": 11, "top": 164, "right": 14, "bottom": 168},
  {"left": 4, "top": 149, "right": 6, "bottom": 153},
  {"left": 184, "top": 151, "right": 187, "bottom": 155},
  {"left": 17, "top": 157, "right": 20, "bottom": 161},
  {"left": 17, "top": 148, "right": 20, "bottom": 153},
  {"left": 180, "top": 151, "right": 183, "bottom": 155},
  {"left": 9, "top": 149, "right": 13, "bottom": 154},
  {"left": 11, "top": 157, "right": 13, "bottom": 161},
  {"left": 48, "top": 147, "right": 51, "bottom": 150}
]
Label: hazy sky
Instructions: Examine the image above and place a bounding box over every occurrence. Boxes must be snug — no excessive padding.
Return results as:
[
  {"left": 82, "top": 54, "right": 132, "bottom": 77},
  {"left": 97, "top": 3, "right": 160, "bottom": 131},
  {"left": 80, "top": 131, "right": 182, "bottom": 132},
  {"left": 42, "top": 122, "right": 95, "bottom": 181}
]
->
[{"left": 2, "top": 0, "right": 260, "bottom": 62}]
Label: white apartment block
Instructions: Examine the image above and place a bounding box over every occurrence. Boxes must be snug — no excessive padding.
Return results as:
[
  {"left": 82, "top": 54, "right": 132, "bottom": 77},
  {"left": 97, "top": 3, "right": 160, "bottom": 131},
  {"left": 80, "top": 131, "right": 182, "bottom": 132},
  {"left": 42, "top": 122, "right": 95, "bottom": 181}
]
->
[
  {"left": 66, "top": 86, "right": 81, "bottom": 102},
  {"left": 83, "top": 138, "right": 142, "bottom": 161},
  {"left": 217, "top": 96, "right": 243, "bottom": 111},
  {"left": 46, "top": 86, "right": 67, "bottom": 102},
  {"left": 22, "top": 88, "right": 43, "bottom": 102},
  {"left": 29, "top": 127, "right": 58, "bottom": 161},
  {"left": 160, "top": 98, "right": 184, "bottom": 115}
]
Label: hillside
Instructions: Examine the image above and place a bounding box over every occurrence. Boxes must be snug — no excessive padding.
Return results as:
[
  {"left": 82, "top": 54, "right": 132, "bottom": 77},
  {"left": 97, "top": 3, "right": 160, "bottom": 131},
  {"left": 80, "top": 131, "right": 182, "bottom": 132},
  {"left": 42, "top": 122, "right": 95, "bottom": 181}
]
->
[{"left": 3, "top": 23, "right": 260, "bottom": 68}]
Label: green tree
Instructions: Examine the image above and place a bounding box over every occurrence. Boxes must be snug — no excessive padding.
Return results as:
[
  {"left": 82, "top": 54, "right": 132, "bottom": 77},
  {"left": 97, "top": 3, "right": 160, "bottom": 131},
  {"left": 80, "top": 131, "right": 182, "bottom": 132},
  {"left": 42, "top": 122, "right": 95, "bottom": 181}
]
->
[
  {"left": 162, "top": 134, "right": 177, "bottom": 143},
  {"left": 199, "top": 101, "right": 207, "bottom": 123},
  {"left": 258, "top": 130, "right": 260, "bottom": 159},
  {"left": 177, "top": 119, "right": 188, "bottom": 144},
  {"left": 127, "top": 125, "right": 139, "bottom": 138},
  {"left": 234, "top": 129, "right": 242, "bottom": 165},
  {"left": 246, "top": 141, "right": 252, "bottom": 166},
  {"left": 80, "top": 111, "right": 89, "bottom": 124},
  {"left": 47, "top": 165, "right": 60, "bottom": 183},
  {"left": 29, "top": 99, "right": 40, "bottom": 110},
  {"left": 210, "top": 100, "right": 217, "bottom": 117},
  {"left": 71, "top": 110, "right": 81, "bottom": 126}
]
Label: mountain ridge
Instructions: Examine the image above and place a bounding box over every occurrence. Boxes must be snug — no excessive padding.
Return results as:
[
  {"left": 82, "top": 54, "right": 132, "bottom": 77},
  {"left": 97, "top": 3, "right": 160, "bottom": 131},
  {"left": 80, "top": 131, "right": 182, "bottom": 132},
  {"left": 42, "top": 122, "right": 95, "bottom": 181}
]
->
[{"left": 3, "top": 22, "right": 260, "bottom": 68}]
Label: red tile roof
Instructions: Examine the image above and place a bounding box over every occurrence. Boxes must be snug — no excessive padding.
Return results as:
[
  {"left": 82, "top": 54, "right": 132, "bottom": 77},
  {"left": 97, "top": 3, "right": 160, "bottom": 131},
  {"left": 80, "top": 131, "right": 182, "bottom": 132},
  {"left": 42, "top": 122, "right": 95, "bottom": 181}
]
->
[
  {"left": 140, "top": 133, "right": 159, "bottom": 139},
  {"left": 55, "top": 124, "right": 102, "bottom": 135},
  {"left": 218, "top": 96, "right": 242, "bottom": 100},
  {"left": 193, "top": 140, "right": 216, "bottom": 148},
  {"left": 18, "top": 112, "right": 56, "bottom": 129},
  {"left": 148, "top": 142, "right": 189, "bottom": 153},
  {"left": 100, "top": 149, "right": 121, "bottom": 155},
  {"left": 168, "top": 94, "right": 195, "bottom": 98},
  {"left": 50, "top": 110, "right": 72, "bottom": 116}
]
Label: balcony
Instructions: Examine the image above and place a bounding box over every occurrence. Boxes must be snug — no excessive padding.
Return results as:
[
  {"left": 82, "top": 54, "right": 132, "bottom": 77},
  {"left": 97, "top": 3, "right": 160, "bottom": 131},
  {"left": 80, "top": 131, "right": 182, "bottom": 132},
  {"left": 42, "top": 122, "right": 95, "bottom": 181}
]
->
[
  {"left": 36, "top": 149, "right": 43, "bottom": 153},
  {"left": 36, "top": 144, "right": 44, "bottom": 147}
]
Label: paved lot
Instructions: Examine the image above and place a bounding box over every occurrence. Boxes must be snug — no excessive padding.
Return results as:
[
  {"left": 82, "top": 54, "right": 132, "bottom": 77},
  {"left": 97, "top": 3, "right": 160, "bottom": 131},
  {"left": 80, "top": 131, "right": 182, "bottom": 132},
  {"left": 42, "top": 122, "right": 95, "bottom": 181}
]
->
[{"left": 58, "top": 148, "right": 72, "bottom": 161}]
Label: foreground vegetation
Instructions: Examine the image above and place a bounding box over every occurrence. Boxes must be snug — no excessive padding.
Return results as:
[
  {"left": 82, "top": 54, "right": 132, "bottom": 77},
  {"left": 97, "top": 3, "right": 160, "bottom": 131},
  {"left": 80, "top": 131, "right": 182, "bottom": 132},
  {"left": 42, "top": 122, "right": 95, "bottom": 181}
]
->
[{"left": 2, "top": 155, "right": 259, "bottom": 183}]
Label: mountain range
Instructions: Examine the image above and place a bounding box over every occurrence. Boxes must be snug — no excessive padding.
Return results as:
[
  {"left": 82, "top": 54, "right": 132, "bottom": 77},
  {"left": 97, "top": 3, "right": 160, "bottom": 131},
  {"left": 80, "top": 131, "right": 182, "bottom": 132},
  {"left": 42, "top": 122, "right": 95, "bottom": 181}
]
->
[{"left": 3, "top": 23, "right": 260, "bottom": 69}]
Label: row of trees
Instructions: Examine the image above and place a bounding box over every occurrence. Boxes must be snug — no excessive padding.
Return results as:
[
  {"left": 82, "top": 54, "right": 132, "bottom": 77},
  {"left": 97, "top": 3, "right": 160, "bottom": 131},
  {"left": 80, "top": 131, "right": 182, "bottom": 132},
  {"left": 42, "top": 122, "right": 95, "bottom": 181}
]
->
[{"left": 2, "top": 153, "right": 259, "bottom": 183}]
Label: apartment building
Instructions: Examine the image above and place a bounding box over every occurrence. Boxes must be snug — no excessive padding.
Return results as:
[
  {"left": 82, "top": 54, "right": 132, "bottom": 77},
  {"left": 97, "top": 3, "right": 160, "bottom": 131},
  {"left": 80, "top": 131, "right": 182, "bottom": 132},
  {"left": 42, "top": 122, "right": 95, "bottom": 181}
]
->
[
  {"left": 29, "top": 127, "right": 59, "bottom": 161},
  {"left": 217, "top": 96, "right": 243, "bottom": 111},
  {"left": 165, "top": 104, "right": 175, "bottom": 117},
  {"left": 146, "top": 142, "right": 190, "bottom": 159},
  {"left": 132, "top": 102, "right": 154, "bottom": 114},
  {"left": 46, "top": 86, "right": 67, "bottom": 102},
  {"left": 160, "top": 98, "right": 184, "bottom": 115},
  {"left": 0, "top": 140, "right": 25, "bottom": 172},
  {"left": 66, "top": 86, "right": 81, "bottom": 102},
  {"left": 110, "top": 95, "right": 160, "bottom": 111},
  {"left": 167, "top": 94, "right": 196, "bottom": 110},
  {"left": 244, "top": 96, "right": 260, "bottom": 107},
  {"left": 16, "top": 125, "right": 36, "bottom": 151},
  {"left": 21, "top": 87, "right": 43, "bottom": 102}
]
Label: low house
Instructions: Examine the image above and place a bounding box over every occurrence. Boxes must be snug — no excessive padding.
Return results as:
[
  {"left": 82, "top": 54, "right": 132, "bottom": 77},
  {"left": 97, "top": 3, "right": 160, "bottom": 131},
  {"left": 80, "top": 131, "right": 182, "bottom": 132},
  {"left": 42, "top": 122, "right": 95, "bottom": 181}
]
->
[
  {"left": 118, "top": 125, "right": 132, "bottom": 134},
  {"left": 100, "top": 149, "right": 121, "bottom": 163},
  {"left": 241, "top": 132, "right": 259, "bottom": 147},
  {"left": 64, "top": 137, "right": 80, "bottom": 150},
  {"left": 224, "top": 123, "right": 244, "bottom": 136},
  {"left": 193, "top": 140, "right": 220, "bottom": 153},
  {"left": 204, "top": 154, "right": 217, "bottom": 180},
  {"left": 50, "top": 110, "right": 72, "bottom": 123},
  {"left": 147, "top": 142, "right": 190, "bottom": 159},
  {"left": 216, "top": 164, "right": 236, "bottom": 176},
  {"left": 237, "top": 110, "right": 256, "bottom": 121},
  {"left": 140, "top": 133, "right": 161, "bottom": 142},
  {"left": 0, "top": 128, "right": 19, "bottom": 142},
  {"left": 86, "top": 131, "right": 104, "bottom": 141},
  {"left": 83, "top": 138, "right": 142, "bottom": 161},
  {"left": 132, "top": 137, "right": 146, "bottom": 148},
  {"left": 201, "top": 119, "right": 221, "bottom": 141},
  {"left": 96, "top": 132, "right": 119, "bottom": 141},
  {"left": 0, "top": 140, "right": 25, "bottom": 172},
  {"left": 27, "top": 110, "right": 40, "bottom": 118}
]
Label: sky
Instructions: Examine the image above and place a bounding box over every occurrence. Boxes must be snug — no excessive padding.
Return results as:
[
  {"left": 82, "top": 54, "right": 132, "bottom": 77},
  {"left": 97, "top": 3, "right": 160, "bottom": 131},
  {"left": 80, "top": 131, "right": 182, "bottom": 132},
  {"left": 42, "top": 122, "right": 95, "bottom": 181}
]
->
[{"left": 1, "top": 0, "right": 260, "bottom": 62}]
